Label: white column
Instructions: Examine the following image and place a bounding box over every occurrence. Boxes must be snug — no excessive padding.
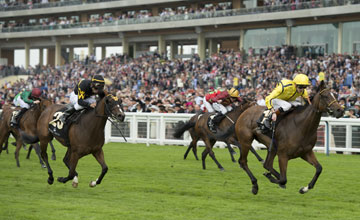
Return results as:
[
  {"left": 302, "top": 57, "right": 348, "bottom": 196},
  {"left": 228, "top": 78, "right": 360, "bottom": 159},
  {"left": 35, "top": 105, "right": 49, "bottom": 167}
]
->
[
  {"left": 158, "top": 35, "right": 166, "bottom": 55},
  {"left": 55, "top": 40, "right": 61, "bottom": 67},
  {"left": 337, "top": 22, "right": 343, "bottom": 54}
]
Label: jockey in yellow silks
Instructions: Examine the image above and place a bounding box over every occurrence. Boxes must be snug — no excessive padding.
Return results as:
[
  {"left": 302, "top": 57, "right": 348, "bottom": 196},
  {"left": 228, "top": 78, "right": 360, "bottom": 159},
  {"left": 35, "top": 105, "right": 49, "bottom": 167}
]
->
[{"left": 260, "top": 74, "right": 312, "bottom": 130}]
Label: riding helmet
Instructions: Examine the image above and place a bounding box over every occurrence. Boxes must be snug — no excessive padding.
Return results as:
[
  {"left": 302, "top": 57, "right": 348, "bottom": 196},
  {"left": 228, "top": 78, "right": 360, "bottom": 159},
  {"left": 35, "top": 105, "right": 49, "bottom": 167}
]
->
[
  {"left": 91, "top": 75, "right": 105, "bottom": 89},
  {"left": 228, "top": 88, "right": 239, "bottom": 97},
  {"left": 293, "top": 74, "right": 310, "bottom": 86},
  {"left": 31, "top": 88, "right": 42, "bottom": 98}
]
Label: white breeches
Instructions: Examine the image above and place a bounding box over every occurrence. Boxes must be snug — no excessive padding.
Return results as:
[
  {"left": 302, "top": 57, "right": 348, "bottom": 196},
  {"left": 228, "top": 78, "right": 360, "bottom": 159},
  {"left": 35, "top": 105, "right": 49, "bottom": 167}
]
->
[
  {"left": 203, "top": 97, "right": 214, "bottom": 113},
  {"left": 212, "top": 103, "right": 232, "bottom": 114},
  {"left": 13, "top": 96, "right": 30, "bottom": 109},
  {"left": 70, "top": 91, "right": 96, "bottom": 110},
  {"left": 271, "top": 99, "right": 302, "bottom": 111}
]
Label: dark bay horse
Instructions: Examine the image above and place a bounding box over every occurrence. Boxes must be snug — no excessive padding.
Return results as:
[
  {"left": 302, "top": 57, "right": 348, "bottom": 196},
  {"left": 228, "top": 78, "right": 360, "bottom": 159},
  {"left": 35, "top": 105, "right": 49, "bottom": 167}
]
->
[
  {"left": 218, "top": 81, "right": 344, "bottom": 194},
  {"left": 34, "top": 94, "right": 125, "bottom": 187},
  {"left": 174, "top": 100, "right": 264, "bottom": 171}
]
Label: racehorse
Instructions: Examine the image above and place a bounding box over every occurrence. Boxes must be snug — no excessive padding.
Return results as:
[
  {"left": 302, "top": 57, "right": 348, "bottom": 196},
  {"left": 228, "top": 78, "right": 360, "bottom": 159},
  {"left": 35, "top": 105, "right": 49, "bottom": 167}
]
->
[
  {"left": 174, "top": 100, "right": 264, "bottom": 171},
  {"left": 13, "top": 98, "right": 53, "bottom": 167},
  {"left": 33, "top": 94, "right": 125, "bottom": 187},
  {"left": 217, "top": 81, "right": 344, "bottom": 194},
  {"left": 0, "top": 100, "right": 56, "bottom": 167}
]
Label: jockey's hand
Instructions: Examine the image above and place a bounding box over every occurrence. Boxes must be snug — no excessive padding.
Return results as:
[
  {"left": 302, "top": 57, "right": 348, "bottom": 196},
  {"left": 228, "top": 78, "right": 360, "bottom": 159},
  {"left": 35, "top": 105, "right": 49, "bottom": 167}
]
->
[
  {"left": 271, "top": 112, "right": 277, "bottom": 121},
  {"left": 33, "top": 100, "right": 40, "bottom": 104},
  {"left": 90, "top": 103, "right": 96, "bottom": 108}
]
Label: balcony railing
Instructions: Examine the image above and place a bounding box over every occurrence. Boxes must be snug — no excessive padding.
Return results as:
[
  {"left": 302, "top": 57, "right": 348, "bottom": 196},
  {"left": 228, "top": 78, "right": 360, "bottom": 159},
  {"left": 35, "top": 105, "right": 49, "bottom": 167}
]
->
[
  {"left": 1, "top": 0, "right": 360, "bottom": 33},
  {"left": 0, "top": 0, "right": 83, "bottom": 12}
]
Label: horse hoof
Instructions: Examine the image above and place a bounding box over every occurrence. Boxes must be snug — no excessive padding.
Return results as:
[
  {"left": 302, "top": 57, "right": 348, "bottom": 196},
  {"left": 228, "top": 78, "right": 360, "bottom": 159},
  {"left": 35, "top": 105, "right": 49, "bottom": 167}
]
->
[
  {"left": 89, "top": 181, "right": 97, "bottom": 187},
  {"left": 252, "top": 185, "right": 259, "bottom": 195},
  {"left": 57, "top": 177, "right": 66, "bottom": 183},
  {"left": 299, "top": 186, "right": 308, "bottom": 194},
  {"left": 279, "top": 184, "right": 286, "bottom": 189},
  {"left": 72, "top": 181, "right": 78, "bottom": 188},
  {"left": 260, "top": 160, "right": 265, "bottom": 165},
  {"left": 232, "top": 159, "right": 236, "bottom": 163},
  {"left": 41, "top": 164, "right": 47, "bottom": 169},
  {"left": 48, "top": 178, "right": 54, "bottom": 185},
  {"left": 51, "top": 155, "right": 56, "bottom": 161},
  {"left": 219, "top": 167, "right": 225, "bottom": 172}
]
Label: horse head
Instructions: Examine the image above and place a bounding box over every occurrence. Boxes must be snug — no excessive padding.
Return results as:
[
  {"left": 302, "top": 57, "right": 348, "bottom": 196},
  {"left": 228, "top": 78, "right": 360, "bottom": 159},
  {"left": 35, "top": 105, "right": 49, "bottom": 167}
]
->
[
  {"left": 314, "top": 81, "right": 344, "bottom": 118},
  {"left": 39, "top": 97, "right": 53, "bottom": 112},
  {"left": 104, "top": 94, "right": 125, "bottom": 122}
]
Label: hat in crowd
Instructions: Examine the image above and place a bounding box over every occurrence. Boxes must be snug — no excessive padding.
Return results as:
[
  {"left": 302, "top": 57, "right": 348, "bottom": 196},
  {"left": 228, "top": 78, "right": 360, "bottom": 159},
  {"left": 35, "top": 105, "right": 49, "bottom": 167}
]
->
[
  {"left": 355, "top": 101, "right": 360, "bottom": 106},
  {"left": 145, "top": 97, "right": 151, "bottom": 102}
]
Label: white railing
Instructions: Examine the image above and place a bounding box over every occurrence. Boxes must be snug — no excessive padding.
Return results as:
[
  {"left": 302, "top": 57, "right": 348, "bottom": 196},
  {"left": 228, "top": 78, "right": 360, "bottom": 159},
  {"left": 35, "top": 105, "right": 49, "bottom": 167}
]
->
[{"left": 105, "top": 113, "right": 360, "bottom": 154}]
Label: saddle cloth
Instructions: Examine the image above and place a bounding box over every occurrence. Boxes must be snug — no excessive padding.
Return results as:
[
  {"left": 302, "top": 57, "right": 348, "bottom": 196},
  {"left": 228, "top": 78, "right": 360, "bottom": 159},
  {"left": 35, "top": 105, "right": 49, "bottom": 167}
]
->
[{"left": 48, "top": 108, "right": 84, "bottom": 145}]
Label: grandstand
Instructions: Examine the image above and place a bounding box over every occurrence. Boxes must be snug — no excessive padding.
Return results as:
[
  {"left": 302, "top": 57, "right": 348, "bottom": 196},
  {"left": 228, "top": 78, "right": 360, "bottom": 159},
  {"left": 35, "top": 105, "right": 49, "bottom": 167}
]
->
[{"left": 0, "top": 0, "right": 360, "bottom": 67}]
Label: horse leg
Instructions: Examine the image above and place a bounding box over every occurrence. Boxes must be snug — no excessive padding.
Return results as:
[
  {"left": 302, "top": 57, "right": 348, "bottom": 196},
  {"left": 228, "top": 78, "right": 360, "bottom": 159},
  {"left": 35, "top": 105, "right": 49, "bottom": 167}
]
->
[
  {"left": 62, "top": 148, "right": 78, "bottom": 177},
  {"left": 26, "top": 145, "right": 33, "bottom": 159},
  {"left": 191, "top": 137, "right": 200, "bottom": 160},
  {"left": 58, "top": 151, "right": 79, "bottom": 187},
  {"left": 201, "top": 148, "right": 209, "bottom": 170},
  {"left": 14, "top": 140, "right": 22, "bottom": 167},
  {"left": 184, "top": 138, "right": 198, "bottom": 160},
  {"left": 226, "top": 143, "right": 236, "bottom": 163},
  {"left": 238, "top": 145, "right": 258, "bottom": 195},
  {"left": 206, "top": 140, "right": 224, "bottom": 171},
  {"left": 249, "top": 146, "right": 264, "bottom": 163},
  {"left": 49, "top": 141, "right": 56, "bottom": 161},
  {"left": 32, "top": 143, "right": 46, "bottom": 168},
  {"left": 276, "top": 155, "right": 289, "bottom": 189},
  {"left": 89, "top": 149, "right": 108, "bottom": 187},
  {"left": 263, "top": 150, "right": 281, "bottom": 183},
  {"left": 40, "top": 141, "right": 54, "bottom": 185},
  {"left": 299, "top": 151, "right": 322, "bottom": 194}
]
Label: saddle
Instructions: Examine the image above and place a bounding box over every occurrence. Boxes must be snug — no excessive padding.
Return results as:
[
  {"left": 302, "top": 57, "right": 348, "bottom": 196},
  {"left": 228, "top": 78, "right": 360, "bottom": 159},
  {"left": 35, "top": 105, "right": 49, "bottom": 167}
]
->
[{"left": 48, "top": 108, "right": 86, "bottom": 146}]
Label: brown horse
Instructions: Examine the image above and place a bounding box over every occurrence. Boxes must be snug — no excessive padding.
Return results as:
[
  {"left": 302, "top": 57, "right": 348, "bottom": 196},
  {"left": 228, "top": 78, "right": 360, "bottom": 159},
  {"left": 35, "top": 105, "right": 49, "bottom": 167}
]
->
[
  {"left": 11, "top": 98, "right": 53, "bottom": 167},
  {"left": 217, "top": 81, "right": 344, "bottom": 194},
  {"left": 33, "top": 94, "right": 125, "bottom": 187},
  {"left": 0, "top": 100, "right": 55, "bottom": 167},
  {"left": 174, "top": 100, "right": 264, "bottom": 171}
]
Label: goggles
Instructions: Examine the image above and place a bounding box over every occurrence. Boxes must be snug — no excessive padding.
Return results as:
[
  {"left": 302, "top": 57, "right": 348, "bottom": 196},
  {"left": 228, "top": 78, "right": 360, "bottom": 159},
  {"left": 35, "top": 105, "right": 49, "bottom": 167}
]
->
[{"left": 297, "top": 85, "right": 307, "bottom": 89}]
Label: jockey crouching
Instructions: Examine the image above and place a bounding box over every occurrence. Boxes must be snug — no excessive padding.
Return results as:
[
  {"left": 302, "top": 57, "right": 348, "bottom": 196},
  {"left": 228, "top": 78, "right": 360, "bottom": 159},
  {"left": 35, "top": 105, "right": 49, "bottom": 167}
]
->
[
  {"left": 209, "top": 87, "right": 241, "bottom": 133},
  {"left": 59, "top": 75, "right": 105, "bottom": 123},
  {"left": 10, "top": 88, "right": 42, "bottom": 128},
  {"left": 259, "top": 74, "right": 312, "bottom": 133}
]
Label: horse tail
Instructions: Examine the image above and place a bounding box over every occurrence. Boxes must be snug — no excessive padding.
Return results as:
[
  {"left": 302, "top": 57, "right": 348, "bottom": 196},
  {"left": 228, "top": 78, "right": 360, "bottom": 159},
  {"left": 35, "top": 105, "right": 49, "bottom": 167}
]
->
[
  {"left": 20, "top": 130, "right": 39, "bottom": 144},
  {"left": 215, "top": 124, "right": 235, "bottom": 141},
  {"left": 173, "top": 121, "right": 196, "bottom": 138}
]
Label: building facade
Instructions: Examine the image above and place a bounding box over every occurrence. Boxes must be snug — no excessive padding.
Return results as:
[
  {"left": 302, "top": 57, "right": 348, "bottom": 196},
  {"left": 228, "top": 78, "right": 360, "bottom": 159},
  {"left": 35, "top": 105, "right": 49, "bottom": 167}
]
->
[{"left": 0, "top": 0, "right": 360, "bottom": 67}]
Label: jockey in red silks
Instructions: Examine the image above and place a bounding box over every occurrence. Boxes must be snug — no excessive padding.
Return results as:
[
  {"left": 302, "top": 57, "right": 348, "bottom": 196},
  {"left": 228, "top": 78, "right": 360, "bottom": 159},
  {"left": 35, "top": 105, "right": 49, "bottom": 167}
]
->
[{"left": 208, "top": 87, "right": 241, "bottom": 133}]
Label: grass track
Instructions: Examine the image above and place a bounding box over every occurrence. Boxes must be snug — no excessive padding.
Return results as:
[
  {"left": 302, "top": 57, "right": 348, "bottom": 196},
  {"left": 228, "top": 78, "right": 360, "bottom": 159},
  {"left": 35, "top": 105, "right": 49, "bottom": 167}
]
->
[{"left": 0, "top": 141, "right": 359, "bottom": 220}]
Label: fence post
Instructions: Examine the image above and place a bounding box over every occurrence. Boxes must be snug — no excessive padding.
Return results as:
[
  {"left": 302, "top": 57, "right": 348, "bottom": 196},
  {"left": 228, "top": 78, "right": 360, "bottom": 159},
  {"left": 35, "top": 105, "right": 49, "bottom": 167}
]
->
[
  {"left": 325, "top": 121, "right": 329, "bottom": 156},
  {"left": 104, "top": 121, "right": 111, "bottom": 144}
]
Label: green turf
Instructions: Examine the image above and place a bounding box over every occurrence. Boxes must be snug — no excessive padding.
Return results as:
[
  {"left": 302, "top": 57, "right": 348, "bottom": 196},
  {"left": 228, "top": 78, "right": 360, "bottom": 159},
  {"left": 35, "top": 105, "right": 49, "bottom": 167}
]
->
[{"left": 0, "top": 141, "right": 359, "bottom": 220}]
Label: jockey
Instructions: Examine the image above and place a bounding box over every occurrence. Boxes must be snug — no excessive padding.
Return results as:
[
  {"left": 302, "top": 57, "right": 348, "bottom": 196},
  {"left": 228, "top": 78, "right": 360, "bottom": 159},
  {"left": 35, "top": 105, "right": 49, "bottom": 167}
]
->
[
  {"left": 203, "top": 87, "right": 220, "bottom": 113},
  {"left": 59, "top": 75, "right": 105, "bottom": 123},
  {"left": 259, "top": 73, "right": 312, "bottom": 131},
  {"left": 209, "top": 87, "right": 241, "bottom": 132},
  {"left": 10, "top": 88, "right": 42, "bottom": 127}
]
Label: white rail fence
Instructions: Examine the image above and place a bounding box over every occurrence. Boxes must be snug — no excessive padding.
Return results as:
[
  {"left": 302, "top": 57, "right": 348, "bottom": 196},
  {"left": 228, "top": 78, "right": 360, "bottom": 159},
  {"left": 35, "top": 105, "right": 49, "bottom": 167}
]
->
[{"left": 106, "top": 113, "right": 360, "bottom": 155}]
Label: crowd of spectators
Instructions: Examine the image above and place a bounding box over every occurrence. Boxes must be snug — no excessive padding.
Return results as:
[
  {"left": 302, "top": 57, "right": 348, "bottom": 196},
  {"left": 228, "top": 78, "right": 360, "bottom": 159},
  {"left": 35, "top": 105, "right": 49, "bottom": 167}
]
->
[{"left": 1, "top": 45, "right": 360, "bottom": 118}]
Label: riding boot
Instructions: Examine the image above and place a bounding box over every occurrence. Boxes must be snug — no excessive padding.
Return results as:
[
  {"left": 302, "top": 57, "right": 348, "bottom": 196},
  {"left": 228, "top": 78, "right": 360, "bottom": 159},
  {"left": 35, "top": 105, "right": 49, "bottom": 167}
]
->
[
  {"left": 213, "top": 112, "right": 226, "bottom": 125},
  {"left": 59, "top": 105, "right": 76, "bottom": 123},
  {"left": 10, "top": 108, "right": 27, "bottom": 128},
  {"left": 208, "top": 114, "right": 217, "bottom": 133}
]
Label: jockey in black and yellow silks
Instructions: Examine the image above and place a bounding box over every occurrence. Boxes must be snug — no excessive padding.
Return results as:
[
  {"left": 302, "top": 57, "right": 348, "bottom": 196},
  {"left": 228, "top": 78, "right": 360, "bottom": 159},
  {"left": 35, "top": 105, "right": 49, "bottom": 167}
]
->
[{"left": 59, "top": 75, "right": 106, "bottom": 123}]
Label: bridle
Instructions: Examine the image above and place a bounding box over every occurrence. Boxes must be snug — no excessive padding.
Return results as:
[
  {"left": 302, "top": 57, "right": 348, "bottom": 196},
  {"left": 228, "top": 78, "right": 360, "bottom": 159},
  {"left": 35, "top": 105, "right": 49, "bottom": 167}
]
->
[
  {"left": 95, "top": 95, "right": 124, "bottom": 121},
  {"left": 317, "top": 88, "right": 338, "bottom": 113}
]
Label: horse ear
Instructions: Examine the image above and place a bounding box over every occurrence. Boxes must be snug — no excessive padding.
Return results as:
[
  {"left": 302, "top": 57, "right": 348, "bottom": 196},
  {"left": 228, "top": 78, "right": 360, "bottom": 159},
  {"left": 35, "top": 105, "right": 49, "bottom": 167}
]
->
[{"left": 318, "top": 80, "right": 326, "bottom": 91}]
